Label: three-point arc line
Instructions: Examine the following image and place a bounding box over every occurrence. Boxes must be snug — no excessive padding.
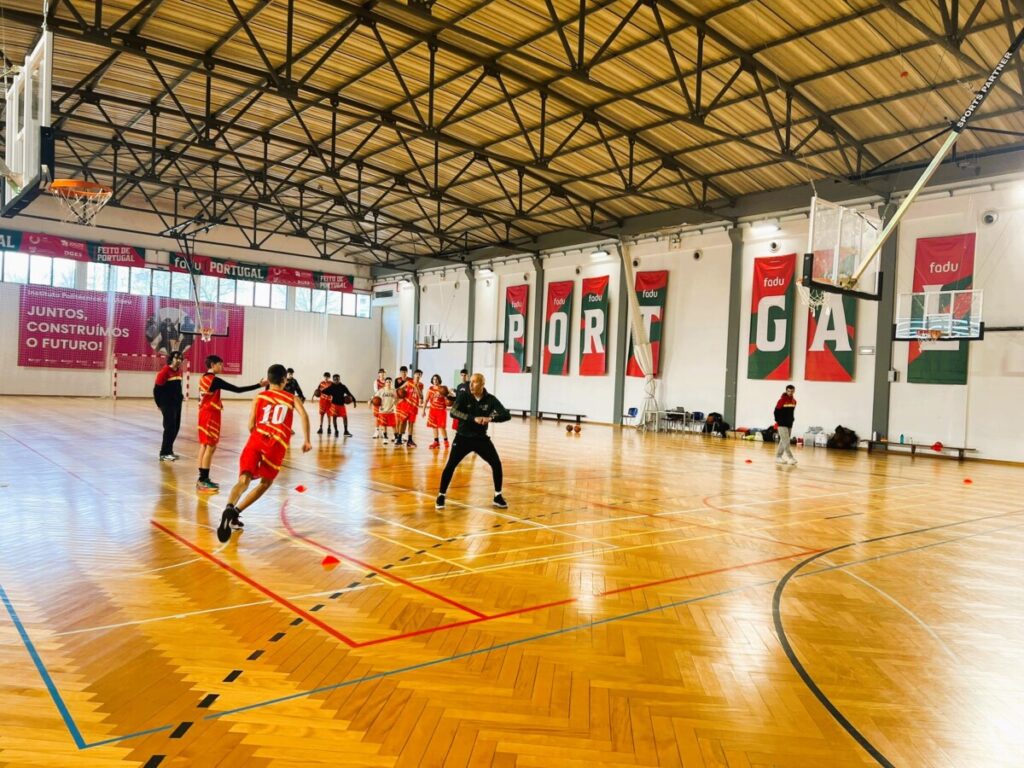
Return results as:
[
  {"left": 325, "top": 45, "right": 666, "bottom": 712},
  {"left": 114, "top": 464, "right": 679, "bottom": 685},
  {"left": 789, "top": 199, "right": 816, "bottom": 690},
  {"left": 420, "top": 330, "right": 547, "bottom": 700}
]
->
[{"left": 151, "top": 515, "right": 822, "bottom": 648}]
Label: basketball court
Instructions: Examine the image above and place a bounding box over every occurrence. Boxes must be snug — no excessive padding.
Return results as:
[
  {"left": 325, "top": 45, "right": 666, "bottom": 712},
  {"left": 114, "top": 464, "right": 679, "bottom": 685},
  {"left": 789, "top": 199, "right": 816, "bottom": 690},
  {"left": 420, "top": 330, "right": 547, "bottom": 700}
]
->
[{"left": 1, "top": 2, "right": 1023, "bottom": 767}]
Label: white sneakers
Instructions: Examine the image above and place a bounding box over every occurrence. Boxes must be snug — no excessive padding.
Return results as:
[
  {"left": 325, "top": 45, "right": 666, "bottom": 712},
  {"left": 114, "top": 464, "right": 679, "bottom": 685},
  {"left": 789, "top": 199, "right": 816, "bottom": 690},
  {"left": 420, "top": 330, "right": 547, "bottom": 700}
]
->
[{"left": 776, "top": 456, "right": 798, "bottom": 465}]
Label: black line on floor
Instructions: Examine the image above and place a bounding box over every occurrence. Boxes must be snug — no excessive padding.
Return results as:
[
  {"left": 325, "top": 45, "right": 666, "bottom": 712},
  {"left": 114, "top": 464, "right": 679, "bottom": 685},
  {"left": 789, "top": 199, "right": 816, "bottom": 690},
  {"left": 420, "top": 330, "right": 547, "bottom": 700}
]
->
[
  {"left": 142, "top": 756, "right": 165, "bottom": 768},
  {"left": 169, "top": 722, "right": 192, "bottom": 739},
  {"left": 247, "top": 650, "right": 264, "bottom": 661},
  {"left": 223, "top": 670, "right": 242, "bottom": 683},
  {"left": 197, "top": 694, "right": 219, "bottom": 708}
]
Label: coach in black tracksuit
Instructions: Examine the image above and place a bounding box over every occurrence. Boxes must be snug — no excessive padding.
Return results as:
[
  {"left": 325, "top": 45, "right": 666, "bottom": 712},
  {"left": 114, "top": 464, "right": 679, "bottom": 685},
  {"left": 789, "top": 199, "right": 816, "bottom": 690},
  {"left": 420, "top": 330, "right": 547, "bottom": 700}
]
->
[
  {"left": 436, "top": 373, "right": 511, "bottom": 511},
  {"left": 153, "top": 352, "right": 184, "bottom": 461}
]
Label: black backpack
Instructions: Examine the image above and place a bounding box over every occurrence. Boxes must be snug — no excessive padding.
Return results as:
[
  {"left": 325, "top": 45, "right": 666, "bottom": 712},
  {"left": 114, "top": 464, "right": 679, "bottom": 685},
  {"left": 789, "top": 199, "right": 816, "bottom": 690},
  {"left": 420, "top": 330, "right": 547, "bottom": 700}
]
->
[{"left": 827, "top": 425, "right": 859, "bottom": 450}]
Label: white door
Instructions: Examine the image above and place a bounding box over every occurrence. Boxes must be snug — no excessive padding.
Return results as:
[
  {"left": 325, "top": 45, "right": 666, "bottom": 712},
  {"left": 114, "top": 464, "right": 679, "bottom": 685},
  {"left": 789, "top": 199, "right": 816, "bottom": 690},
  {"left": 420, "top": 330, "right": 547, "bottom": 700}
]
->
[{"left": 379, "top": 305, "right": 400, "bottom": 373}]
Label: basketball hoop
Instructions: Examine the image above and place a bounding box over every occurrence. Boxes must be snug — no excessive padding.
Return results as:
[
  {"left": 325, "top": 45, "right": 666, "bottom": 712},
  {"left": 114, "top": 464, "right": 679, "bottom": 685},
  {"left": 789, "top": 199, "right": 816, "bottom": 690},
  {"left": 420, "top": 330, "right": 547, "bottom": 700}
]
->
[
  {"left": 916, "top": 328, "right": 946, "bottom": 348},
  {"left": 50, "top": 179, "right": 112, "bottom": 226},
  {"left": 200, "top": 327, "right": 215, "bottom": 343},
  {"left": 796, "top": 281, "right": 827, "bottom": 309}
]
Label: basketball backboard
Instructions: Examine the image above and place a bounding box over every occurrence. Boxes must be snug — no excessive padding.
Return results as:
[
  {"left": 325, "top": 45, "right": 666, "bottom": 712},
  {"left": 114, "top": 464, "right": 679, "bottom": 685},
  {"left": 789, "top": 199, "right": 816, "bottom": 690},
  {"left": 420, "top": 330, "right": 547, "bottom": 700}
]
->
[
  {"left": 894, "top": 289, "right": 984, "bottom": 341},
  {"left": 2, "top": 31, "right": 55, "bottom": 218},
  {"left": 801, "top": 197, "right": 883, "bottom": 302}
]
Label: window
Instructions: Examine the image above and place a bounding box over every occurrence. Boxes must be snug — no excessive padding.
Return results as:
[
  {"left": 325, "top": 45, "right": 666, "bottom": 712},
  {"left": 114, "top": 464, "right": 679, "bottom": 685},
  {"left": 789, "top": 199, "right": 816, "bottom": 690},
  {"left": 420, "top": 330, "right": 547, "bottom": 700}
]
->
[
  {"left": 235, "top": 280, "right": 254, "bottom": 306},
  {"left": 311, "top": 288, "right": 327, "bottom": 313},
  {"left": 29, "top": 254, "right": 52, "bottom": 285},
  {"left": 356, "top": 293, "right": 371, "bottom": 318},
  {"left": 199, "top": 275, "right": 219, "bottom": 303},
  {"left": 342, "top": 292, "right": 356, "bottom": 316},
  {"left": 270, "top": 284, "right": 287, "bottom": 309},
  {"left": 218, "top": 278, "right": 236, "bottom": 304},
  {"left": 151, "top": 270, "right": 171, "bottom": 297},
  {"left": 111, "top": 265, "right": 130, "bottom": 293},
  {"left": 3, "top": 251, "right": 29, "bottom": 283},
  {"left": 130, "top": 267, "right": 151, "bottom": 295},
  {"left": 171, "top": 271, "right": 192, "bottom": 299},
  {"left": 253, "top": 282, "right": 270, "bottom": 307},
  {"left": 326, "top": 291, "right": 341, "bottom": 315},
  {"left": 294, "top": 287, "right": 311, "bottom": 311},
  {"left": 86, "top": 262, "right": 108, "bottom": 291},
  {"left": 52, "top": 258, "right": 77, "bottom": 288}
]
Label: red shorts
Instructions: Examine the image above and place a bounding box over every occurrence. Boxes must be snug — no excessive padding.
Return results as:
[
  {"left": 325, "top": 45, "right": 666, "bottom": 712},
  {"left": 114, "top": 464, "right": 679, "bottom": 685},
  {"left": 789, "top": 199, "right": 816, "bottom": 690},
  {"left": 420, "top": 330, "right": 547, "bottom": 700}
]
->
[
  {"left": 318, "top": 397, "right": 331, "bottom": 416},
  {"left": 451, "top": 418, "right": 459, "bottom": 430},
  {"left": 198, "top": 408, "right": 222, "bottom": 446},
  {"left": 239, "top": 431, "right": 287, "bottom": 481},
  {"left": 396, "top": 400, "right": 418, "bottom": 423},
  {"left": 330, "top": 404, "right": 347, "bottom": 418},
  {"left": 427, "top": 407, "right": 447, "bottom": 429},
  {"left": 377, "top": 412, "right": 396, "bottom": 428}
]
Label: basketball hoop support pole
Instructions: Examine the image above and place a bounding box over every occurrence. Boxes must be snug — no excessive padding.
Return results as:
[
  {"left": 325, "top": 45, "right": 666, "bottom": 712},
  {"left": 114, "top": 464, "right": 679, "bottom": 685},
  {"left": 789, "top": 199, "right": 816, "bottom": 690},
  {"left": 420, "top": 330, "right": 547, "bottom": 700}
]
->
[{"left": 849, "top": 27, "right": 1022, "bottom": 285}]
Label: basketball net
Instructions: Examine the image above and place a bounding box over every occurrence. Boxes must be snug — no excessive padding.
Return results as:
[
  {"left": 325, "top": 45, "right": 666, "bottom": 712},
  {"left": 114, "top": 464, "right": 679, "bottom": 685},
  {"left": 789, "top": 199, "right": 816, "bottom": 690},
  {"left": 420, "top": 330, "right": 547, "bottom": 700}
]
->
[
  {"left": 50, "top": 179, "right": 112, "bottom": 226},
  {"left": 796, "top": 282, "right": 827, "bottom": 309}
]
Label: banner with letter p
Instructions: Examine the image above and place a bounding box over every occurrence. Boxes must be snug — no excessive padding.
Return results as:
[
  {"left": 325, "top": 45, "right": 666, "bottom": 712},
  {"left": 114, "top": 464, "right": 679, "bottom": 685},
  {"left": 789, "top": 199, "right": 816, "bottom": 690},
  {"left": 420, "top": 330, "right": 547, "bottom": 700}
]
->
[
  {"left": 748, "top": 254, "right": 795, "bottom": 380},
  {"left": 542, "top": 280, "right": 574, "bottom": 375},
  {"left": 503, "top": 284, "right": 529, "bottom": 373}
]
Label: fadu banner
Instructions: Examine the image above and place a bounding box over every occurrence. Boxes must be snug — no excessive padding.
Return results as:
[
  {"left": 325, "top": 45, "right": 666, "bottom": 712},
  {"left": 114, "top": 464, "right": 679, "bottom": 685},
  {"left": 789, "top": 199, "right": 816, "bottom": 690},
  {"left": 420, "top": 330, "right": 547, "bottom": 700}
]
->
[
  {"left": 503, "top": 284, "right": 529, "bottom": 373},
  {"left": 579, "top": 275, "right": 610, "bottom": 376},
  {"left": 805, "top": 293, "right": 857, "bottom": 381},
  {"left": 626, "top": 270, "right": 668, "bottom": 377},
  {"left": 748, "top": 254, "right": 795, "bottom": 380},
  {"left": 542, "top": 280, "right": 574, "bottom": 375}
]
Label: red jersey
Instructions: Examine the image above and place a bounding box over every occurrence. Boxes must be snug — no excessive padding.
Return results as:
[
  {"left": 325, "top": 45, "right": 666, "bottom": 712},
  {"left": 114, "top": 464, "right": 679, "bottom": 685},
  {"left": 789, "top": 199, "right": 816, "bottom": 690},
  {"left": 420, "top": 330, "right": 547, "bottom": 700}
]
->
[
  {"left": 199, "top": 373, "right": 222, "bottom": 413},
  {"left": 400, "top": 379, "right": 423, "bottom": 408},
  {"left": 253, "top": 389, "right": 296, "bottom": 447},
  {"left": 426, "top": 385, "right": 447, "bottom": 410}
]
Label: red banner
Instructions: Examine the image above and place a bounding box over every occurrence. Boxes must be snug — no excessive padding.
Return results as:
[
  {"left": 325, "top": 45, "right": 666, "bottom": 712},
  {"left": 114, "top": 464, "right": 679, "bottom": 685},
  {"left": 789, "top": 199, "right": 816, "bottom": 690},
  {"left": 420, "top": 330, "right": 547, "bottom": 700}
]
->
[
  {"left": 0, "top": 229, "right": 145, "bottom": 266},
  {"left": 747, "top": 254, "right": 795, "bottom": 380},
  {"left": 503, "top": 284, "right": 529, "bottom": 373},
  {"left": 18, "top": 285, "right": 245, "bottom": 374},
  {"left": 805, "top": 294, "right": 857, "bottom": 381},
  {"left": 579, "top": 275, "right": 610, "bottom": 375},
  {"left": 542, "top": 281, "right": 573, "bottom": 375},
  {"left": 626, "top": 270, "right": 668, "bottom": 377}
]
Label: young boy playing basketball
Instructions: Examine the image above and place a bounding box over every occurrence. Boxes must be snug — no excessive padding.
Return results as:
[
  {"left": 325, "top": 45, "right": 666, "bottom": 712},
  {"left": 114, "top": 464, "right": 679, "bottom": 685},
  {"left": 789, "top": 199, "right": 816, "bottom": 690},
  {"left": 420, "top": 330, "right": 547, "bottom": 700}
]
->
[
  {"left": 325, "top": 374, "right": 356, "bottom": 437},
  {"left": 196, "top": 355, "right": 266, "bottom": 491},
  {"left": 395, "top": 369, "right": 423, "bottom": 447},
  {"left": 217, "top": 364, "right": 311, "bottom": 542},
  {"left": 374, "top": 377, "right": 397, "bottom": 441},
  {"left": 423, "top": 374, "right": 450, "bottom": 449},
  {"left": 313, "top": 372, "right": 332, "bottom": 435},
  {"left": 372, "top": 368, "right": 386, "bottom": 438}
]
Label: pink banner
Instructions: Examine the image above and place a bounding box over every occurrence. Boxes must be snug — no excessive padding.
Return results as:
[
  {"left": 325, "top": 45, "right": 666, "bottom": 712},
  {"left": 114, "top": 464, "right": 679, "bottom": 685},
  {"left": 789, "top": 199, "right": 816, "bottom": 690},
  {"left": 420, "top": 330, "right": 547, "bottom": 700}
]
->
[
  {"left": 16, "top": 232, "right": 90, "bottom": 261},
  {"left": 18, "top": 285, "right": 245, "bottom": 374}
]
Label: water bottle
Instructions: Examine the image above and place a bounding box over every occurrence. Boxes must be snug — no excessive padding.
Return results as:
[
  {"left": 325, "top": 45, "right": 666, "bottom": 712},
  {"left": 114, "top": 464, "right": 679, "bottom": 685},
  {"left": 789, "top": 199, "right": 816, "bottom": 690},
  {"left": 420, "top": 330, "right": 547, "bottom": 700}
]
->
[
  {"left": 899, "top": 433, "right": 904, "bottom": 444},
  {"left": 872, "top": 430, "right": 878, "bottom": 441}
]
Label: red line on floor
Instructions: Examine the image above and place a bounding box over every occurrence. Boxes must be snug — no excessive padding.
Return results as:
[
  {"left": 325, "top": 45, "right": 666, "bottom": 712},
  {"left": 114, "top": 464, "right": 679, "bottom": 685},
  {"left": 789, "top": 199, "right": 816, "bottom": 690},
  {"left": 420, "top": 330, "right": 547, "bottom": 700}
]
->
[
  {"left": 150, "top": 520, "right": 361, "bottom": 648},
  {"left": 279, "top": 503, "right": 487, "bottom": 619}
]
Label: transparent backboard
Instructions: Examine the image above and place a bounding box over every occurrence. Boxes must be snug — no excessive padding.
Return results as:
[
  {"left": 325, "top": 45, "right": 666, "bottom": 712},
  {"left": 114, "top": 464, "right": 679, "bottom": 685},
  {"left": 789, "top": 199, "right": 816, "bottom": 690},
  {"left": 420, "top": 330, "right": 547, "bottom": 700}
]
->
[
  {"left": 894, "top": 289, "right": 984, "bottom": 341},
  {"left": 2, "top": 30, "right": 54, "bottom": 217},
  {"left": 803, "top": 196, "right": 882, "bottom": 300},
  {"left": 416, "top": 322, "right": 441, "bottom": 349}
]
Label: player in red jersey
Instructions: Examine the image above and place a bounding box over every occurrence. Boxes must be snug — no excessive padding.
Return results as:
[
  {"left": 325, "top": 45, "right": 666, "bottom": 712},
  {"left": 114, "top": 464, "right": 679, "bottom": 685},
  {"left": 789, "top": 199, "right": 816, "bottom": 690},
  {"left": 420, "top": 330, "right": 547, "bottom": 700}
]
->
[
  {"left": 324, "top": 374, "right": 356, "bottom": 437},
  {"left": 395, "top": 369, "right": 423, "bottom": 447},
  {"left": 372, "top": 368, "right": 386, "bottom": 438},
  {"left": 196, "top": 355, "right": 266, "bottom": 492},
  {"left": 218, "top": 364, "right": 311, "bottom": 541},
  {"left": 423, "top": 374, "right": 450, "bottom": 449},
  {"left": 312, "top": 371, "right": 333, "bottom": 435}
]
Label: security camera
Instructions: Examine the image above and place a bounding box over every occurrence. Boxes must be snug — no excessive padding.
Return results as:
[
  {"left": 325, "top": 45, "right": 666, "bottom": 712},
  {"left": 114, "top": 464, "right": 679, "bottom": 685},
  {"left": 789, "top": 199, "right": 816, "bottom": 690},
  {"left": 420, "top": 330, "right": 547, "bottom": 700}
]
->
[
  {"left": 574, "top": 266, "right": 581, "bottom": 275},
  {"left": 632, "top": 258, "right": 639, "bottom": 267},
  {"left": 421, "top": 285, "right": 427, "bottom": 293},
  {"left": 693, "top": 249, "right": 702, "bottom": 261},
  {"left": 982, "top": 210, "right": 998, "bottom": 225},
  {"left": 769, "top": 241, "right": 781, "bottom": 253}
]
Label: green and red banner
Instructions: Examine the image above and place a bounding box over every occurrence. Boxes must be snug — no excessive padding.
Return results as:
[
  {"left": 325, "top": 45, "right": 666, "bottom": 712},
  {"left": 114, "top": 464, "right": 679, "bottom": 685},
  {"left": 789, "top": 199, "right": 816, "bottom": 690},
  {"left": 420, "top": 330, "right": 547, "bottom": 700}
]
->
[
  {"left": 503, "top": 284, "right": 529, "bottom": 373},
  {"left": 805, "top": 294, "right": 857, "bottom": 381},
  {"left": 1, "top": 228, "right": 145, "bottom": 266},
  {"left": 748, "top": 254, "right": 795, "bottom": 380},
  {"left": 579, "top": 275, "right": 610, "bottom": 376},
  {"left": 542, "top": 280, "right": 574, "bottom": 375},
  {"left": 171, "top": 253, "right": 355, "bottom": 292},
  {"left": 627, "top": 270, "right": 668, "bottom": 377},
  {"left": 908, "top": 233, "right": 974, "bottom": 385}
]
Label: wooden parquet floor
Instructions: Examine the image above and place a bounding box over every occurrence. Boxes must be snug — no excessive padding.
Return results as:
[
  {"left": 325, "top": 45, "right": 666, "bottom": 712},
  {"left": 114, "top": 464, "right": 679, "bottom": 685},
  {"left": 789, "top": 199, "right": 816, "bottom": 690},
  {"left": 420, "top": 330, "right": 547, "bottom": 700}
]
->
[{"left": 1, "top": 396, "right": 1022, "bottom": 767}]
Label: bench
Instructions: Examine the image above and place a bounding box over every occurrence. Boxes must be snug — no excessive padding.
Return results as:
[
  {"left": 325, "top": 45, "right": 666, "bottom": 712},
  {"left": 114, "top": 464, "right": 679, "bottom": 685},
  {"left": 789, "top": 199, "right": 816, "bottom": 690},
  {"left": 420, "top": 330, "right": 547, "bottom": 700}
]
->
[
  {"left": 509, "top": 408, "right": 532, "bottom": 420},
  {"left": 507, "top": 409, "right": 586, "bottom": 425},
  {"left": 864, "top": 440, "right": 976, "bottom": 461}
]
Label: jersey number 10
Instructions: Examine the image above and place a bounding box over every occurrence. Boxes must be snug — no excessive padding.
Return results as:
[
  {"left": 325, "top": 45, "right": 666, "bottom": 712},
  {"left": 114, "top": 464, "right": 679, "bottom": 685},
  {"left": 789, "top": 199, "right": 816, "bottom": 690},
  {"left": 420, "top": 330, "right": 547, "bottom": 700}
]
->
[{"left": 260, "top": 403, "right": 289, "bottom": 424}]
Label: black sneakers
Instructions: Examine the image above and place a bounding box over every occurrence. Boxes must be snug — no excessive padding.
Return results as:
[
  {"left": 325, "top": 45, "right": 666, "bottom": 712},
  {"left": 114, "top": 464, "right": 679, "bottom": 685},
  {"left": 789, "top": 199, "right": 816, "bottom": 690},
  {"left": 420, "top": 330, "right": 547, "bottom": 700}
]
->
[
  {"left": 435, "top": 494, "right": 446, "bottom": 511},
  {"left": 217, "top": 505, "right": 236, "bottom": 542},
  {"left": 316, "top": 427, "right": 323, "bottom": 435},
  {"left": 493, "top": 494, "right": 508, "bottom": 509}
]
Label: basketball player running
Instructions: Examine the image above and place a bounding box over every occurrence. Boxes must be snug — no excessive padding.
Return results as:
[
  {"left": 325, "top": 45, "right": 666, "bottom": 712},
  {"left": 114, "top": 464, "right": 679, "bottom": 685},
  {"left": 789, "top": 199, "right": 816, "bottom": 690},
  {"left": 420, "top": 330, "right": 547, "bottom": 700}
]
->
[
  {"left": 395, "top": 369, "right": 423, "bottom": 447},
  {"left": 372, "top": 368, "right": 386, "bottom": 438},
  {"left": 313, "top": 372, "right": 332, "bottom": 434},
  {"left": 196, "top": 355, "right": 266, "bottom": 491},
  {"left": 424, "top": 374, "right": 450, "bottom": 449},
  {"left": 218, "top": 364, "right": 311, "bottom": 541},
  {"left": 436, "top": 373, "right": 510, "bottom": 510},
  {"left": 153, "top": 352, "right": 185, "bottom": 461},
  {"left": 325, "top": 374, "right": 356, "bottom": 437}
]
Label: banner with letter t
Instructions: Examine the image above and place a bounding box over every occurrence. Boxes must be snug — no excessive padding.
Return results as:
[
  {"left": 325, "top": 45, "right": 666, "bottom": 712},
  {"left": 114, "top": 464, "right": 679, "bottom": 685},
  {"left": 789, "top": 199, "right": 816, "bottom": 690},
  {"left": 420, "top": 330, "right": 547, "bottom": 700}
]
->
[
  {"left": 542, "top": 280, "right": 574, "bottom": 375},
  {"left": 502, "top": 284, "right": 529, "bottom": 373},
  {"left": 748, "top": 254, "right": 795, "bottom": 380}
]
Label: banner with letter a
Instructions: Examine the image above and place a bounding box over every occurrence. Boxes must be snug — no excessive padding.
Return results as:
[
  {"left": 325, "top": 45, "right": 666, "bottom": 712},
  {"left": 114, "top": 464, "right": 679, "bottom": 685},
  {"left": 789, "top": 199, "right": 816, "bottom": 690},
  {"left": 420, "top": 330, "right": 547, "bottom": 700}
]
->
[
  {"left": 503, "top": 284, "right": 529, "bottom": 373},
  {"left": 542, "top": 280, "right": 574, "bottom": 375},
  {"left": 805, "top": 294, "right": 857, "bottom": 381},
  {"left": 908, "top": 233, "right": 974, "bottom": 385},
  {"left": 748, "top": 254, "right": 795, "bottom": 380},
  {"left": 626, "top": 270, "right": 668, "bottom": 377},
  {"left": 579, "top": 275, "right": 610, "bottom": 376}
]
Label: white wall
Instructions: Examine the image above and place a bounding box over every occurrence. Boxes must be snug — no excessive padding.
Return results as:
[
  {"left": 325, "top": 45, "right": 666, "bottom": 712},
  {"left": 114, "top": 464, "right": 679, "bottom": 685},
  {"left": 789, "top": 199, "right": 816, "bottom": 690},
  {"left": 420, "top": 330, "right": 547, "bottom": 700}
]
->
[{"left": 0, "top": 281, "right": 381, "bottom": 401}]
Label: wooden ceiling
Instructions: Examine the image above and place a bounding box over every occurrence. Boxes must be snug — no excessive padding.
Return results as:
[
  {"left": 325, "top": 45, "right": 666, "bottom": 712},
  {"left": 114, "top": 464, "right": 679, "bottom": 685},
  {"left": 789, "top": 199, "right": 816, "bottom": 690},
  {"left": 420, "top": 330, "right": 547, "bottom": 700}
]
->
[{"left": 1, "top": 0, "right": 1022, "bottom": 269}]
